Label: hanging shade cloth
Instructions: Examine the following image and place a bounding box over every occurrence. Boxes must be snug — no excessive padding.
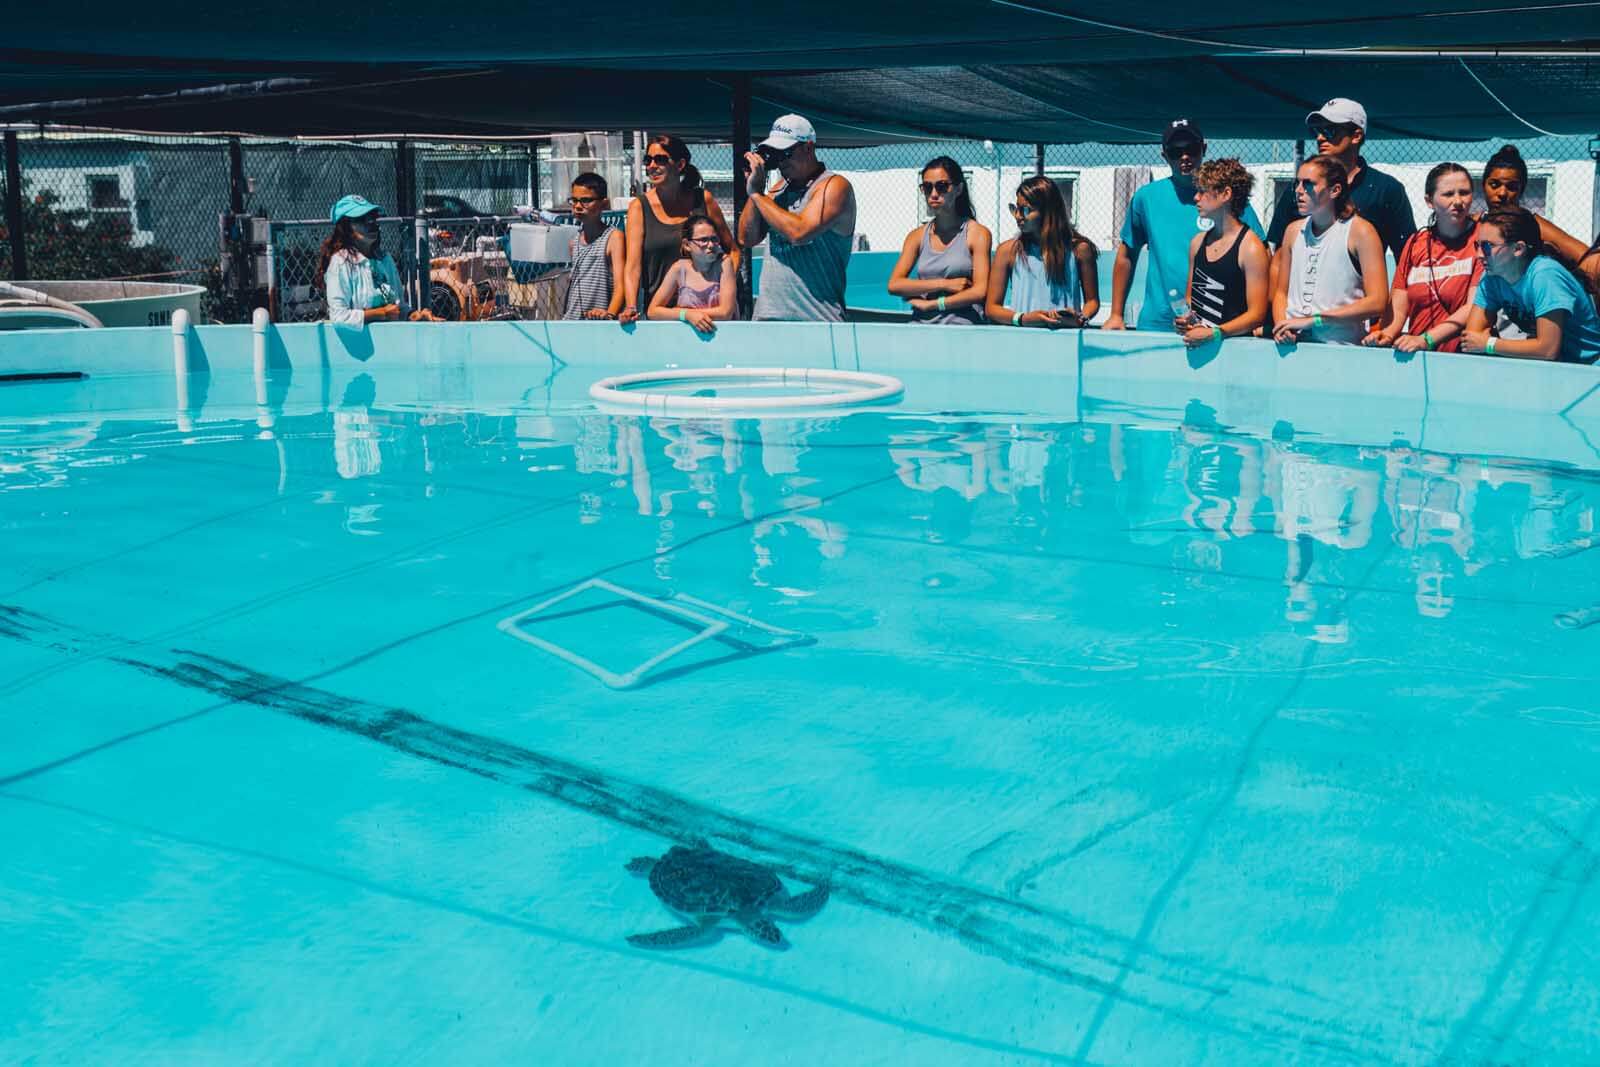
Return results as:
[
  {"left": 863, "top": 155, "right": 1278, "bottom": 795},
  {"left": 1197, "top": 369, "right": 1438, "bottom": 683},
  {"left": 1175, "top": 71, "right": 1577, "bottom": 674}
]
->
[{"left": 2, "top": 0, "right": 1598, "bottom": 142}]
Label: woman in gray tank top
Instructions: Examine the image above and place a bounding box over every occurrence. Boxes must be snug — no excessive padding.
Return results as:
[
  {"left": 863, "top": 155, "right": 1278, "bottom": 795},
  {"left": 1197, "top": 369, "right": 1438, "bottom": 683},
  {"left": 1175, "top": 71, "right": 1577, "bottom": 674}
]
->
[{"left": 887, "top": 155, "right": 992, "bottom": 324}]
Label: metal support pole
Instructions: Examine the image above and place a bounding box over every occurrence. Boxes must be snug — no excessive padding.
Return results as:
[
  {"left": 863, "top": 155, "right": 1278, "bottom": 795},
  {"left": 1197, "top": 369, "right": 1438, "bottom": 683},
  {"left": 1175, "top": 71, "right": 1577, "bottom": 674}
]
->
[
  {"left": 731, "top": 75, "right": 753, "bottom": 320},
  {"left": 1294, "top": 138, "right": 1306, "bottom": 163},
  {"left": 1034, "top": 143, "right": 1045, "bottom": 177},
  {"left": 4, "top": 131, "right": 28, "bottom": 280},
  {"left": 1590, "top": 137, "right": 1600, "bottom": 240},
  {"left": 228, "top": 135, "right": 246, "bottom": 215},
  {"left": 527, "top": 143, "right": 538, "bottom": 210},
  {"left": 394, "top": 139, "right": 416, "bottom": 218}
]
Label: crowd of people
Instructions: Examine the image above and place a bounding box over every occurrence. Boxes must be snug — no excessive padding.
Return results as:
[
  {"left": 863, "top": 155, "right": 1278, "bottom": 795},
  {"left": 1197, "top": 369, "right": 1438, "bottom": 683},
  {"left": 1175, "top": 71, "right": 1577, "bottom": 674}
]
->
[{"left": 320, "top": 102, "right": 1600, "bottom": 363}]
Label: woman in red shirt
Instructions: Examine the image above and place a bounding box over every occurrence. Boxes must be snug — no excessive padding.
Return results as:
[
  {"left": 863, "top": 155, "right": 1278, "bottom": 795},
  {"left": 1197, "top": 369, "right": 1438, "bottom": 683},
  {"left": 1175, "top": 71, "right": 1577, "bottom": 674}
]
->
[{"left": 1363, "top": 163, "right": 1481, "bottom": 353}]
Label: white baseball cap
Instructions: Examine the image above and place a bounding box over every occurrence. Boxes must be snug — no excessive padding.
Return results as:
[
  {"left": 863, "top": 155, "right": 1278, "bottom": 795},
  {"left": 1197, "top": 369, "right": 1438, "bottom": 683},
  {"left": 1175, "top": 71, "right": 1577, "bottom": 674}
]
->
[
  {"left": 1306, "top": 98, "right": 1367, "bottom": 131},
  {"left": 759, "top": 114, "right": 817, "bottom": 151}
]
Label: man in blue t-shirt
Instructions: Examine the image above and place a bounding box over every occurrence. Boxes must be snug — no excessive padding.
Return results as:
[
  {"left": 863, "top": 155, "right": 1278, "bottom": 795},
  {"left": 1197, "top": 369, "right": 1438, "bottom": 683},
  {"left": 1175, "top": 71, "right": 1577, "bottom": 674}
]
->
[{"left": 1106, "top": 119, "right": 1264, "bottom": 331}]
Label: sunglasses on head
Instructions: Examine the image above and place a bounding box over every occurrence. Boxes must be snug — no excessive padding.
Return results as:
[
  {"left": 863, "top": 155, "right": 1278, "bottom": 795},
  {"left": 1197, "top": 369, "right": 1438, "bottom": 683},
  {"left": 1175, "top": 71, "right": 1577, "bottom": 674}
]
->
[{"left": 919, "top": 179, "right": 954, "bottom": 196}]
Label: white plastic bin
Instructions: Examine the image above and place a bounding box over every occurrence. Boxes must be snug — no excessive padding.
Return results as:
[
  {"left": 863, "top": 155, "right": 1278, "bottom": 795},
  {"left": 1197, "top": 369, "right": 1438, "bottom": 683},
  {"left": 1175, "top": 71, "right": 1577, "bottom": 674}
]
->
[{"left": 509, "top": 223, "right": 580, "bottom": 264}]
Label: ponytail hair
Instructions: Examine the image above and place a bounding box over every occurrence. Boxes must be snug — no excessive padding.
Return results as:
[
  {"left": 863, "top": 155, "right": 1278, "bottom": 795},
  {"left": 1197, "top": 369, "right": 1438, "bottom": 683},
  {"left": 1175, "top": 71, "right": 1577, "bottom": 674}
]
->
[
  {"left": 1483, "top": 144, "right": 1528, "bottom": 187},
  {"left": 1300, "top": 156, "right": 1355, "bottom": 220},
  {"left": 921, "top": 155, "right": 976, "bottom": 221},
  {"left": 1015, "top": 175, "right": 1094, "bottom": 288},
  {"left": 648, "top": 133, "right": 703, "bottom": 193}
]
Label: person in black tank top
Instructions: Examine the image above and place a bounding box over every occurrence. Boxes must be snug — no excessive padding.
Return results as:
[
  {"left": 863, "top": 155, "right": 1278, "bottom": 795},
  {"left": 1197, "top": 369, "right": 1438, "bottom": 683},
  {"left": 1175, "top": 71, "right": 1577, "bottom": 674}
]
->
[{"left": 1178, "top": 158, "right": 1271, "bottom": 347}]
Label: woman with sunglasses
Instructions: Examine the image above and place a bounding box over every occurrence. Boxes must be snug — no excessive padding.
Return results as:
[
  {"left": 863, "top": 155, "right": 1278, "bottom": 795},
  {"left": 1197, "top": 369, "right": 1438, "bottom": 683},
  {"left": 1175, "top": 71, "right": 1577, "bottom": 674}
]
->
[
  {"left": 886, "top": 156, "right": 992, "bottom": 324},
  {"left": 1461, "top": 208, "right": 1600, "bottom": 363},
  {"left": 1362, "top": 163, "right": 1482, "bottom": 353},
  {"left": 320, "top": 194, "right": 437, "bottom": 329},
  {"left": 985, "top": 176, "right": 1098, "bottom": 329},
  {"left": 1481, "top": 146, "right": 1594, "bottom": 282},
  {"left": 1270, "top": 158, "right": 1388, "bottom": 345},
  {"left": 621, "top": 134, "right": 736, "bottom": 322}
]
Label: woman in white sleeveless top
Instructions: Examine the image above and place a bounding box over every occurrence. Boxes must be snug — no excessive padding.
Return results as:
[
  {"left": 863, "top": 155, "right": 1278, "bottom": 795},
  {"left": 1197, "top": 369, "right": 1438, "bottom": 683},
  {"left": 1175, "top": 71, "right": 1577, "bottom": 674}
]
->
[{"left": 1271, "top": 157, "right": 1387, "bottom": 345}]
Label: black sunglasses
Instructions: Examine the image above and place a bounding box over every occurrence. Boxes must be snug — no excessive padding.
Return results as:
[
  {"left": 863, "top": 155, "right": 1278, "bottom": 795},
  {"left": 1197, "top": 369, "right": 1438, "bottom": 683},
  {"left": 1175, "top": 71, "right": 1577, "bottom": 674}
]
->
[
  {"left": 1310, "top": 124, "right": 1357, "bottom": 141},
  {"left": 1008, "top": 202, "right": 1036, "bottom": 217},
  {"left": 643, "top": 152, "right": 675, "bottom": 167},
  {"left": 757, "top": 144, "right": 798, "bottom": 168},
  {"left": 568, "top": 195, "right": 602, "bottom": 206},
  {"left": 919, "top": 179, "right": 955, "bottom": 196}
]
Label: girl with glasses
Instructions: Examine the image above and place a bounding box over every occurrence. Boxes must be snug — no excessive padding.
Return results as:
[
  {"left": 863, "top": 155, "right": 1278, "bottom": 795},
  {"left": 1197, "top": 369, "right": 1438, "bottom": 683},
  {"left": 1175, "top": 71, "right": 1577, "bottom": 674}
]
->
[
  {"left": 1270, "top": 158, "right": 1388, "bottom": 345},
  {"left": 985, "top": 176, "right": 1098, "bottom": 329},
  {"left": 646, "top": 214, "right": 736, "bottom": 334},
  {"left": 1461, "top": 208, "right": 1600, "bottom": 363},
  {"left": 1481, "top": 146, "right": 1595, "bottom": 282},
  {"left": 886, "top": 156, "right": 992, "bottom": 324},
  {"left": 622, "top": 134, "right": 737, "bottom": 323},
  {"left": 1362, "top": 163, "right": 1481, "bottom": 353}
]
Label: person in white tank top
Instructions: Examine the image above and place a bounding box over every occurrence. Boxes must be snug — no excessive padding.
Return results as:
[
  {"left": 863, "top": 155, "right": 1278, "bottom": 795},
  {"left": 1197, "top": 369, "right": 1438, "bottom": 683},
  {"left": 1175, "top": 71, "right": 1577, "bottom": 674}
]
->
[{"left": 1271, "top": 157, "right": 1388, "bottom": 345}]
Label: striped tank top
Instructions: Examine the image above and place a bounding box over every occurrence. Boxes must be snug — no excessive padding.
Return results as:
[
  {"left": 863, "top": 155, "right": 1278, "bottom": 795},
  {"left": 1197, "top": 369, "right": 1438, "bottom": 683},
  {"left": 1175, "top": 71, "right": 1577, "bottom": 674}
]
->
[
  {"left": 562, "top": 225, "right": 616, "bottom": 320},
  {"left": 753, "top": 168, "right": 852, "bottom": 322}
]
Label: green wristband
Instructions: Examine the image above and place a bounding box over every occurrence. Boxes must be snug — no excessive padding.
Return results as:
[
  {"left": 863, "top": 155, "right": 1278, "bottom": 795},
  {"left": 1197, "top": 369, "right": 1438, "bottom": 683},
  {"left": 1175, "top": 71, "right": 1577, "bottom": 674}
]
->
[
  {"left": 1486, "top": 336, "right": 1498, "bottom": 355},
  {"left": 1012, "top": 311, "right": 1024, "bottom": 326},
  {"left": 1312, "top": 313, "right": 1325, "bottom": 329},
  {"left": 1210, "top": 326, "right": 1223, "bottom": 343},
  {"left": 677, "top": 309, "right": 687, "bottom": 323},
  {"left": 1422, "top": 331, "right": 1436, "bottom": 350},
  {"left": 937, "top": 295, "right": 947, "bottom": 312}
]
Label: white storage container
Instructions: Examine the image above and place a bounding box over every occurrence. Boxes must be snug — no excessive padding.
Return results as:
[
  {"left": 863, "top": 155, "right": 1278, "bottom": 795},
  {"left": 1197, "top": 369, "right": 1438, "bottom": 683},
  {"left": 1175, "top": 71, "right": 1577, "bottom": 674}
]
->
[{"left": 509, "top": 223, "right": 581, "bottom": 264}]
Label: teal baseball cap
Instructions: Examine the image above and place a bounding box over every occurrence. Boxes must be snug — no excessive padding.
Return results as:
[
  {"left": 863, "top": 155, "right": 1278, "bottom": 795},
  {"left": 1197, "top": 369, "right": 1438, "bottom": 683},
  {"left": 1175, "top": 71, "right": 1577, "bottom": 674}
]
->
[{"left": 330, "top": 194, "right": 381, "bottom": 222}]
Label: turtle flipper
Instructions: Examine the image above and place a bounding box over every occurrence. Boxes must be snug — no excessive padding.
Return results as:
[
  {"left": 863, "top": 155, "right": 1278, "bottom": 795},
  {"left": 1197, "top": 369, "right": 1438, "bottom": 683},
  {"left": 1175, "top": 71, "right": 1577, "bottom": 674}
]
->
[
  {"left": 735, "top": 911, "right": 786, "bottom": 949},
  {"left": 627, "top": 919, "right": 720, "bottom": 950},
  {"left": 773, "top": 883, "right": 830, "bottom": 919},
  {"left": 624, "top": 857, "right": 656, "bottom": 876}
]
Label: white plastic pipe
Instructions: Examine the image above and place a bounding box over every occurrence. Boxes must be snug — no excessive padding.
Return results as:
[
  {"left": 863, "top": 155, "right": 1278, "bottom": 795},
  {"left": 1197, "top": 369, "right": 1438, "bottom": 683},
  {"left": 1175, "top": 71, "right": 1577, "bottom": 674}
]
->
[
  {"left": 0, "top": 280, "right": 104, "bottom": 328},
  {"left": 589, "top": 366, "right": 903, "bottom": 417},
  {"left": 172, "top": 308, "right": 193, "bottom": 431}
]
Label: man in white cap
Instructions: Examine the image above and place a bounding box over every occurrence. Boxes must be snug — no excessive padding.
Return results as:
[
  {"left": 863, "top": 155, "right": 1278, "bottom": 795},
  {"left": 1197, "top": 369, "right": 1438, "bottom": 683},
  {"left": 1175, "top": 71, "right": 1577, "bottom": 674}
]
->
[
  {"left": 738, "top": 113, "right": 857, "bottom": 321},
  {"left": 1266, "top": 98, "right": 1415, "bottom": 258}
]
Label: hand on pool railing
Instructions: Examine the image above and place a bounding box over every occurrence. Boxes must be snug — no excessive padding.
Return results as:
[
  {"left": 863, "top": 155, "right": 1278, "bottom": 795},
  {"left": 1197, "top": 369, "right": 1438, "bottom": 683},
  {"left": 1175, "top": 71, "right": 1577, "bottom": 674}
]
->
[
  {"left": 617, "top": 305, "right": 641, "bottom": 325},
  {"left": 1361, "top": 327, "right": 1397, "bottom": 348},
  {"left": 408, "top": 309, "right": 440, "bottom": 322},
  {"left": 1273, "top": 316, "right": 1313, "bottom": 343},
  {"left": 679, "top": 309, "right": 717, "bottom": 333}
]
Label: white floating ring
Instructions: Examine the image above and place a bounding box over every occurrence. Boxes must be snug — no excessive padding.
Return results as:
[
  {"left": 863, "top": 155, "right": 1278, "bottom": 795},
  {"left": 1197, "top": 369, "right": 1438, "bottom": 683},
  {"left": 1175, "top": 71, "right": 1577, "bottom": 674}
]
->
[{"left": 589, "top": 366, "right": 904, "bottom": 415}]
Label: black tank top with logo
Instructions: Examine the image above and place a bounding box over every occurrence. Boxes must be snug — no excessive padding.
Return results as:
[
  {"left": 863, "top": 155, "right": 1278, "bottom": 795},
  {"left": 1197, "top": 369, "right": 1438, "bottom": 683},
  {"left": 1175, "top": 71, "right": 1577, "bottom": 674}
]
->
[{"left": 1189, "top": 226, "right": 1249, "bottom": 328}]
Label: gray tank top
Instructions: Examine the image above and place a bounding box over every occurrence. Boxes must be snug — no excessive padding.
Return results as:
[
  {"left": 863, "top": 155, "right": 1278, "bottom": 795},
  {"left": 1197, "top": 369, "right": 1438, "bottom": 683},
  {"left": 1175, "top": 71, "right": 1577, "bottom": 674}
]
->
[
  {"left": 910, "top": 219, "right": 983, "bottom": 325},
  {"left": 753, "top": 168, "right": 851, "bottom": 322},
  {"left": 562, "top": 225, "right": 616, "bottom": 320}
]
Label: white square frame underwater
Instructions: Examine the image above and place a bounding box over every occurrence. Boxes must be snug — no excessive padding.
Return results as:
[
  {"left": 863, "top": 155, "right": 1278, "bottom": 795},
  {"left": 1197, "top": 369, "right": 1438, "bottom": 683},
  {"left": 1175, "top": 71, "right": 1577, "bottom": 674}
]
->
[{"left": 497, "top": 577, "right": 809, "bottom": 689}]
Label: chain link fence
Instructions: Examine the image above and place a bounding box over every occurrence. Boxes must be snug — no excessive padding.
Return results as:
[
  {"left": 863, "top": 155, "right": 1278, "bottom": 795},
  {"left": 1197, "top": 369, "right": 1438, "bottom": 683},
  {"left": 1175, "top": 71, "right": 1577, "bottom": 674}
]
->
[{"left": 4, "top": 126, "right": 1595, "bottom": 325}]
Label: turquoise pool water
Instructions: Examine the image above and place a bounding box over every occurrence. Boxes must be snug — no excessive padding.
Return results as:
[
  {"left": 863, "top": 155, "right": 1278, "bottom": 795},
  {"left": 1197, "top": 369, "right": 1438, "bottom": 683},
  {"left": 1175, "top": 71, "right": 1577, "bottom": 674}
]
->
[{"left": 4, "top": 325, "right": 1600, "bottom": 1064}]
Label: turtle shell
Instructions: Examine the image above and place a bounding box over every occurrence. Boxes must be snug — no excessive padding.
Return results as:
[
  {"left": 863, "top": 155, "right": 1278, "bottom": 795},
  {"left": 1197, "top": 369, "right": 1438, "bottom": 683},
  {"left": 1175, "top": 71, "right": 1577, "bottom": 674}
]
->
[{"left": 647, "top": 845, "right": 784, "bottom": 917}]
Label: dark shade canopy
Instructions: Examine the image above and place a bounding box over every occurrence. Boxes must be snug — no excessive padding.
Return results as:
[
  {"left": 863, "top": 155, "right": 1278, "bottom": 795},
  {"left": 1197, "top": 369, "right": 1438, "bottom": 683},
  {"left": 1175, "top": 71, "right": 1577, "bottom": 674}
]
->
[{"left": 4, "top": 0, "right": 1599, "bottom": 142}]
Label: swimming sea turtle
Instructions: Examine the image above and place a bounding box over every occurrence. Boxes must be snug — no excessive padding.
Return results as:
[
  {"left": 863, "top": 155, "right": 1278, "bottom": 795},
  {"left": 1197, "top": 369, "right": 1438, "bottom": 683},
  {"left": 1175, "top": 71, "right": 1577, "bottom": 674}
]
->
[{"left": 624, "top": 839, "right": 830, "bottom": 949}]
